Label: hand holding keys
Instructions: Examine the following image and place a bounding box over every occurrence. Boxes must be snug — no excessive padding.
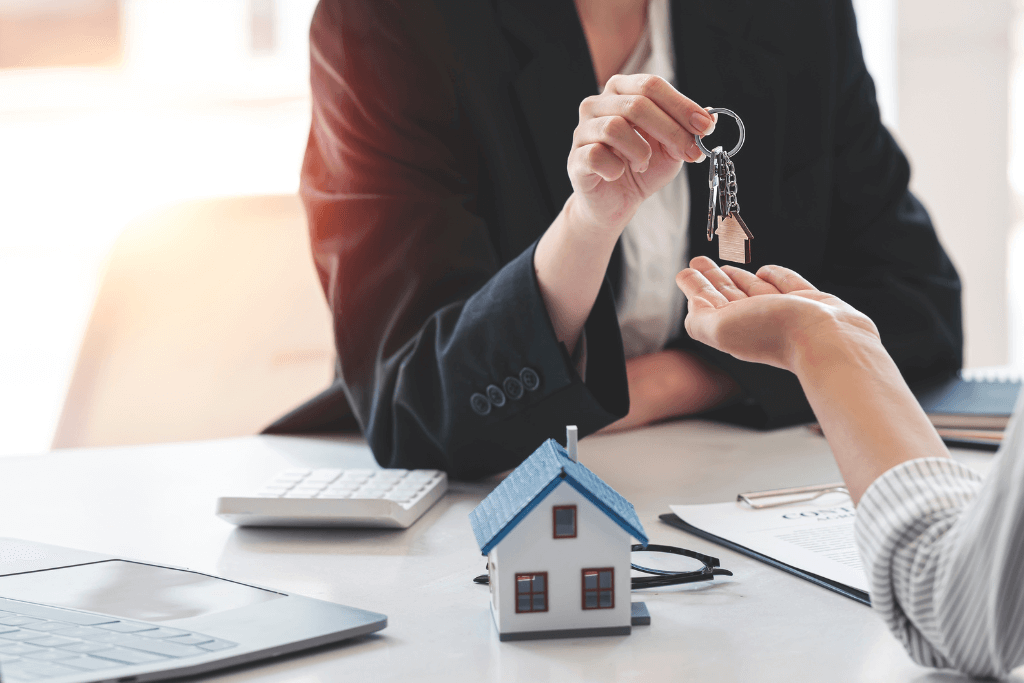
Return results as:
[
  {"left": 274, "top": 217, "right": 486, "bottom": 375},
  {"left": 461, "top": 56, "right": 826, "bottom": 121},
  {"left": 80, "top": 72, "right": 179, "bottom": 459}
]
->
[{"left": 697, "top": 109, "right": 753, "bottom": 264}]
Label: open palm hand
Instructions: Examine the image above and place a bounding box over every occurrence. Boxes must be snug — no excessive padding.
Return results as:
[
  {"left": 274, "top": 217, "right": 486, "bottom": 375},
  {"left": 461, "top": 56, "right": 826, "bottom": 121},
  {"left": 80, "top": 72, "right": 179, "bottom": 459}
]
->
[{"left": 675, "top": 257, "right": 880, "bottom": 373}]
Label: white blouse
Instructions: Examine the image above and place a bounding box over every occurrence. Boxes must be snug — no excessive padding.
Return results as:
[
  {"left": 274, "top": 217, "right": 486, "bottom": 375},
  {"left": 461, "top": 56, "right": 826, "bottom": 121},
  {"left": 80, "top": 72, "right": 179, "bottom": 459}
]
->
[{"left": 612, "top": 0, "right": 690, "bottom": 359}]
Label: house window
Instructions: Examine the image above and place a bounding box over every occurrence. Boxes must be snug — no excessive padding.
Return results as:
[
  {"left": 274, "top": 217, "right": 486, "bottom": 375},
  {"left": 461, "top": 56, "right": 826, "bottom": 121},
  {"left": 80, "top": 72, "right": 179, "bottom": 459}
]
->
[
  {"left": 582, "top": 568, "right": 614, "bottom": 610},
  {"left": 553, "top": 505, "right": 576, "bottom": 538},
  {"left": 515, "top": 573, "right": 548, "bottom": 613}
]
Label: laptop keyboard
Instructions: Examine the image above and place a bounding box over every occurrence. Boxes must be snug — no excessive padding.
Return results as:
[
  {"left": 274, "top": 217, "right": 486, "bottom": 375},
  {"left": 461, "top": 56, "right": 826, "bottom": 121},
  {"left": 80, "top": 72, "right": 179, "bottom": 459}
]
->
[{"left": 0, "top": 600, "right": 235, "bottom": 681}]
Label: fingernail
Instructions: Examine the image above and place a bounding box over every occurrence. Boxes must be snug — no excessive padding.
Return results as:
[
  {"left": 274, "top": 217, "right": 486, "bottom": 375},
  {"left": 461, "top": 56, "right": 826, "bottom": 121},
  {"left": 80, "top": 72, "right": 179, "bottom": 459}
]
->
[
  {"left": 694, "top": 152, "right": 706, "bottom": 163},
  {"left": 691, "top": 112, "right": 715, "bottom": 135}
]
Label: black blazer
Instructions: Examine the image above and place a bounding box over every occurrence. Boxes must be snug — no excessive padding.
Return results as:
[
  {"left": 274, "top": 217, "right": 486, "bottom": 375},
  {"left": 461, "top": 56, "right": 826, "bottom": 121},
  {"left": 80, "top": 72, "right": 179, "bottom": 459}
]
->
[{"left": 267, "top": 0, "right": 962, "bottom": 478}]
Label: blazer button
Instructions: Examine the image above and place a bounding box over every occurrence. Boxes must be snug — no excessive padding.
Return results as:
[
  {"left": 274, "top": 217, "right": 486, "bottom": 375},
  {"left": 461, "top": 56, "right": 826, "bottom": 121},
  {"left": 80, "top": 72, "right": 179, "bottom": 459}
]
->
[
  {"left": 503, "top": 376, "right": 524, "bottom": 400},
  {"left": 470, "top": 393, "right": 491, "bottom": 416},
  {"left": 520, "top": 367, "right": 540, "bottom": 391},
  {"left": 486, "top": 384, "right": 506, "bottom": 408}
]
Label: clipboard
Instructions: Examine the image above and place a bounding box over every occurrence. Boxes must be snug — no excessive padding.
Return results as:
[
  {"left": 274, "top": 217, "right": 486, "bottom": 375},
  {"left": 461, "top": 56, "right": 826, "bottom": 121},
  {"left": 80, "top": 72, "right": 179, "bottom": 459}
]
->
[{"left": 660, "top": 483, "right": 871, "bottom": 607}]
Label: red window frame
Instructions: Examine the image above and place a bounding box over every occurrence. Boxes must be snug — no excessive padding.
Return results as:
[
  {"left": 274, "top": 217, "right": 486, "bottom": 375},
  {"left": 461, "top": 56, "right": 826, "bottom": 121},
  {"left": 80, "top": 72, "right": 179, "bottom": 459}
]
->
[
  {"left": 552, "top": 505, "right": 577, "bottom": 538},
  {"left": 581, "top": 567, "right": 615, "bottom": 610},
  {"left": 514, "top": 572, "right": 548, "bottom": 613}
]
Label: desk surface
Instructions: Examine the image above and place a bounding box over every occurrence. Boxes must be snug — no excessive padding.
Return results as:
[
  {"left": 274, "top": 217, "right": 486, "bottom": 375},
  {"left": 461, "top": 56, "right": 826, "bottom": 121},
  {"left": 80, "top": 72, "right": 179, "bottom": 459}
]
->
[{"left": 0, "top": 422, "right": 1006, "bottom": 683}]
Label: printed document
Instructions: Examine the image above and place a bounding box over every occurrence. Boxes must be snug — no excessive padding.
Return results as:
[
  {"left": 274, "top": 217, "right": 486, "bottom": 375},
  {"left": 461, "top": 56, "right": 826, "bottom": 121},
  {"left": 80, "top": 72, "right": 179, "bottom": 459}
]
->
[{"left": 669, "top": 494, "right": 867, "bottom": 592}]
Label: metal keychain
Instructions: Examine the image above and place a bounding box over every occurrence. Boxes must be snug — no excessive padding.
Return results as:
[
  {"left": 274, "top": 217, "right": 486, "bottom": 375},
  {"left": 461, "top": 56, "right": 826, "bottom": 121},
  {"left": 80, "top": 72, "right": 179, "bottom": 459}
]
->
[{"left": 696, "top": 108, "right": 753, "bottom": 264}]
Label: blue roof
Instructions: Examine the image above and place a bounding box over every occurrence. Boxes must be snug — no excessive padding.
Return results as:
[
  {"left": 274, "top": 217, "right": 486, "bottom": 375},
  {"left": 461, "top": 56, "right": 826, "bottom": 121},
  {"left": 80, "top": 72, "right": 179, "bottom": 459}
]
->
[{"left": 468, "top": 439, "right": 648, "bottom": 555}]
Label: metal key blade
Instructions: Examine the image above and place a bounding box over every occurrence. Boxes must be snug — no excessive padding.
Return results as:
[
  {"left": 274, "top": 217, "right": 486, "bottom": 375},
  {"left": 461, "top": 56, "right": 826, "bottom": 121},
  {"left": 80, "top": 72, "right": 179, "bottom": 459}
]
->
[{"left": 707, "top": 166, "right": 719, "bottom": 241}]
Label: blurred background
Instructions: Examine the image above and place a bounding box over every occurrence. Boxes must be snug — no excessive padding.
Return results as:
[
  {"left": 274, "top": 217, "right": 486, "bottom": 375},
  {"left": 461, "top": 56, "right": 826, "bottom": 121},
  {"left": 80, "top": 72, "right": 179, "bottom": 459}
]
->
[{"left": 0, "top": 0, "right": 1021, "bottom": 456}]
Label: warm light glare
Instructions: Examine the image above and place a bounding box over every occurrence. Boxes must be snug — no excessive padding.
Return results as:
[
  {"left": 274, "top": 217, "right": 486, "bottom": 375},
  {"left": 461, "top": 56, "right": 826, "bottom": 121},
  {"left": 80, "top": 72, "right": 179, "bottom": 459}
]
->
[{"left": 0, "top": 0, "right": 317, "bottom": 455}]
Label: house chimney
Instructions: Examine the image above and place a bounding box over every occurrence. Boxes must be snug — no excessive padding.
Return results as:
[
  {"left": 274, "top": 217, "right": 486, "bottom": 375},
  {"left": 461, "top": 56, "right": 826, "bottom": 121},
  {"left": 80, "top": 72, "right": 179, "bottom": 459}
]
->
[{"left": 566, "top": 425, "right": 578, "bottom": 462}]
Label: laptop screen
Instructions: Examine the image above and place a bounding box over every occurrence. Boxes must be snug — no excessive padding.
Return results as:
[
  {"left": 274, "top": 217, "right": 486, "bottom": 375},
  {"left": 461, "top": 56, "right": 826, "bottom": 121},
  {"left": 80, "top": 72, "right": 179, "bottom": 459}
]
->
[{"left": 0, "top": 560, "right": 283, "bottom": 622}]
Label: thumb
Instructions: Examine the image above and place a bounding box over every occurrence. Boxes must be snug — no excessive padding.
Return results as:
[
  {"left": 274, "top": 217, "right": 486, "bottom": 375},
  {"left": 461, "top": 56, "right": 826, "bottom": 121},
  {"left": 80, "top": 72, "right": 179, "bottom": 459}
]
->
[{"left": 683, "top": 303, "right": 717, "bottom": 342}]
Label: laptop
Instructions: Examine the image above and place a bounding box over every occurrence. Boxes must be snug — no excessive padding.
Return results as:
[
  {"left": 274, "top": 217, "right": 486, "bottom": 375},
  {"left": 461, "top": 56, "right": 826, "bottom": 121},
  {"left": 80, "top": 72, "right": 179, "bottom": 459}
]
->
[{"left": 0, "top": 538, "right": 386, "bottom": 682}]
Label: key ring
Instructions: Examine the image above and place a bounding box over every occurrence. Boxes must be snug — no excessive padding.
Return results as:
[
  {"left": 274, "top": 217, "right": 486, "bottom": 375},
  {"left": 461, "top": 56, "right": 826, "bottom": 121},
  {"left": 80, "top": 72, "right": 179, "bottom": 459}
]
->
[{"left": 695, "top": 108, "right": 745, "bottom": 158}]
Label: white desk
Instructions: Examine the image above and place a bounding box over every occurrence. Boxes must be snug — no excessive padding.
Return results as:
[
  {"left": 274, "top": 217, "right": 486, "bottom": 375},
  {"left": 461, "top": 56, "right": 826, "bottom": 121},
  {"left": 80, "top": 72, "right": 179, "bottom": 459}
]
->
[{"left": 0, "top": 422, "right": 1003, "bottom": 682}]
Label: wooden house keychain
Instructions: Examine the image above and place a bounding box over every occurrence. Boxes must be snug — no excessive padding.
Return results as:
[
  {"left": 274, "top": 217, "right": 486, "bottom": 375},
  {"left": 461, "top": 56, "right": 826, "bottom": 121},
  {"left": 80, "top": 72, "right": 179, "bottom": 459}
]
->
[{"left": 696, "top": 108, "right": 753, "bottom": 264}]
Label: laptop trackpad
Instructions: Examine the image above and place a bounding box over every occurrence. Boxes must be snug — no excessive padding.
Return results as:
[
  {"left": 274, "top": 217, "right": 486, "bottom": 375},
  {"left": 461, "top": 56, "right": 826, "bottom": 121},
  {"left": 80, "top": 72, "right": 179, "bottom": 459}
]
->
[{"left": 0, "top": 560, "right": 283, "bottom": 622}]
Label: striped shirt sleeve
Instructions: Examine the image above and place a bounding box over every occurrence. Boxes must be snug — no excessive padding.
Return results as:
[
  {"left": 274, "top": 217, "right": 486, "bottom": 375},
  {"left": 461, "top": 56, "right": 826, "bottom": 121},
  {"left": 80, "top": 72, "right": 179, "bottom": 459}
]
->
[{"left": 855, "top": 411, "right": 1024, "bottom": 677}]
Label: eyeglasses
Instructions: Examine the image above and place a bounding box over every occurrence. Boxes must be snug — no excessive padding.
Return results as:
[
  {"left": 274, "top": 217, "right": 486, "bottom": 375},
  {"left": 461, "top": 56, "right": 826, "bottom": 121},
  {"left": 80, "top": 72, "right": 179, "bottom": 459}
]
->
[
  {"left": 473, "top": 544, "right": 732, "bottom": 589},
  {"left": 629, "top": 544, "right": 732, "bottom": 588}
]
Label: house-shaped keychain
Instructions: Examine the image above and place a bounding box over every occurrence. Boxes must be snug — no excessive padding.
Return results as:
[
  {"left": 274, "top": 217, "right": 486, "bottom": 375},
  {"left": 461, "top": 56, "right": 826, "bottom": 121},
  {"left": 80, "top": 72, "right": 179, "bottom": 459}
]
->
[
  {"left": 716, "top": 213, "right": 754, "bottom": 264},
  {"left": 469, "top": 427, "right": 649, "bottom": 641}
]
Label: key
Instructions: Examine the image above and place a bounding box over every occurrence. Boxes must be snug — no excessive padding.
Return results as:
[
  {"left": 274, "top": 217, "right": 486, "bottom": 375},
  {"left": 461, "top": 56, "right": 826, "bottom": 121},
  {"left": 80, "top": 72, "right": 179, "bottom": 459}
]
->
[
  {"left": 695, "top": 107, "right": 751, "bottom": 263},
  {"left": 715, "top": 155, "right": 754, "bottom": 264},
  {"left": 706, "top": 147, "right": 720, "bottom": 241}
]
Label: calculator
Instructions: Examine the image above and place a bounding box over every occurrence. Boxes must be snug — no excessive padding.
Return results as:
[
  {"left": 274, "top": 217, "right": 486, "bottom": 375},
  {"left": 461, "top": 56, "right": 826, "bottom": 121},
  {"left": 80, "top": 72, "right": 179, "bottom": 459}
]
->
[{"left": 216, "top": 468, "right": 448, "bottom": 529}]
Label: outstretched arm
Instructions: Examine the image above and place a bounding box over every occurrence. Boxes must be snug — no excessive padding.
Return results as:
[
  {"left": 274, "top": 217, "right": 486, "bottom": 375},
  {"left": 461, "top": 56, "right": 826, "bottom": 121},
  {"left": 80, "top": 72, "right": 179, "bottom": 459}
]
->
[
  {"left": 676, "top": 256, "right": 948, "bottom": 502},
  {"left": 676, "top": 257, "right": 1024, "bottom": 677}
]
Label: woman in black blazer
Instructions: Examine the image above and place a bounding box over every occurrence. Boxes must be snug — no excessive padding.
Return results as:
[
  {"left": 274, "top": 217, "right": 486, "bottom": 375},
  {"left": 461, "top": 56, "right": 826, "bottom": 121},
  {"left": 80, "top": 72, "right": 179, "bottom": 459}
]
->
[{"left": 268, "top": 0, "right": 962, "bottom": 479}]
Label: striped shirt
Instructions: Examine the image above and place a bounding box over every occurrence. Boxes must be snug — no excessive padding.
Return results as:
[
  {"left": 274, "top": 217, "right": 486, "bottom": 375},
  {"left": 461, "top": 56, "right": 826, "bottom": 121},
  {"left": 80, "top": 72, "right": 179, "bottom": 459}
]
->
[{"left": 855, "top": 407, "right": 1024, "bottom": 677}]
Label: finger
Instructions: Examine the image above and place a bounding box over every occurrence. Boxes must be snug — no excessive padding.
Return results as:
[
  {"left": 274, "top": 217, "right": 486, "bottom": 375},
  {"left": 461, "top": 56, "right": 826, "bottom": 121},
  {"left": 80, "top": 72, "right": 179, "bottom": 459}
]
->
[
  {"left": 755, "top": 265, "right": 819, "bottom": 294},
  {"left": 720, "top": 265, "right": 781, "bottom": 297},
  {"left": 571, "top": 143, "right": 626, "bottom": 185},
  {"left": 675, "top": 267, "right": 730, "bottom": 308},
  {"left": 603, "top": 74, "right": 715, "bottom": 137},
  {"left": 688, "top": 256, "right": 747, "bottom": 301},
  {"left": 579, "top": 94, "right": 703, "bottom": 162},
  {"left": 573, "top": 116, "right": 653, "bottom": 172}
]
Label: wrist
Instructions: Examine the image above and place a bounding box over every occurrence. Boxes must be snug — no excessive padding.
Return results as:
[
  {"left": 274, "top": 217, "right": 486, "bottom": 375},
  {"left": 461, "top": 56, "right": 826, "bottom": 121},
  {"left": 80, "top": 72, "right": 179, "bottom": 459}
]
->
[
  {"left": 562, "top": 192, "right": 631, "bottom": 245},
  {"left": 789, "top": 321, "right": 889, "bottom": 383}
]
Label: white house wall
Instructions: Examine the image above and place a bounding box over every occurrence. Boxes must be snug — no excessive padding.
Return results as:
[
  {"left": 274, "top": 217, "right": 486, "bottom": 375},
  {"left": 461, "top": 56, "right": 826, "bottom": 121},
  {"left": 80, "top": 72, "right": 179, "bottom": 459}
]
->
[{"left": 490, "top": 480, "right": 632, "bottom": 635}]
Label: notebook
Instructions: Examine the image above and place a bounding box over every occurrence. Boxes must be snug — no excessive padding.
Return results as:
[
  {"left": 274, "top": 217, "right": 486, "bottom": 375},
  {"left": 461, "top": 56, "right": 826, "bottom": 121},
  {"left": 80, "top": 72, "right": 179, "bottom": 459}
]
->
[{"left": 914, "top": 372, "right": 1021, "bottom": 431}]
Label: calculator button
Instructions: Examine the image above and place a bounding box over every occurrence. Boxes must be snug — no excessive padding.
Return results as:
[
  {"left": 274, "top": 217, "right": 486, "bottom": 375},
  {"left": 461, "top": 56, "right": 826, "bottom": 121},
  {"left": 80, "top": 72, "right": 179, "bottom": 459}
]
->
[
  {"left": 318, "top": 492, "right": 351, "bottom": 499},
  {"left": 24, "top": 635, "right": 79, "bottom": 648},
  {"left": 61, "top": 641, "right": 114, "bottom": 654},
  {"left": 62, "top": 655, "right": 121, "bottom": 671},
  {"left": 0, "top": 642, "right": 46, "bottom": 655},
  {"left": 1, "top": 629, "right": 48, "bottom": 641},
  {"left": 21, "top": 621, "right": 71, "bottom": 632},
  {"left": 4, "top": 659, "right": 83, "bottom": 678},
  {"left": 98, "top": 622, "right": 156, "bottom": 634},
  {"left": 197, "top": 638, "right": 235, "bottom": 652},
  {"left": 0, "top": 616, "right": 46, "bottom": 627},
  {"left": 136, "top": 627, "right": 190, "bottom": 639},
  {"left": 92, "top": 647, "right": 166, "bottom": 665},
  {"left": 167, "top": 634, "right": 214, "bottom": 646},
  {"left": 24, "top": 648, "right": 79, "bottom": 661},
  {"left": 306, "top": 469, "right": 342, "bottom": 481},
  {"left": 106, "top": 635, "right": 207, "bottom": 658}
]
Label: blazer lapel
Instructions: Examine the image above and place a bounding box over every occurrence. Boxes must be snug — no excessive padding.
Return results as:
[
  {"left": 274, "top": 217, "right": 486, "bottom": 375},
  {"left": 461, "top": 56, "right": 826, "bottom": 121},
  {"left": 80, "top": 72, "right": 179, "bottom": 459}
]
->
[
  {"left": 673, "top": 1, "right": 787, "bottom": 268},
  {"left": 497, "top": 0, "right": 598, "bottom": 219}
]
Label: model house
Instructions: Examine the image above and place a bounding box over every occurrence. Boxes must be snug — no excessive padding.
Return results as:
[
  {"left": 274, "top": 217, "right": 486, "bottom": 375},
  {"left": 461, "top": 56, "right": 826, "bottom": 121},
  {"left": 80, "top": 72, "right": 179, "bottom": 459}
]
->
[{"left": 469, "top": 428, "right": 648, "bottom": 641}]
